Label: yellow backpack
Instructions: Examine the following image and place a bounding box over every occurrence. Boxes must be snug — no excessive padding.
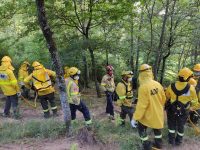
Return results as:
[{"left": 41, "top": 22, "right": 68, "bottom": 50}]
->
[{"left": 32, "top": 68, "right": 52, "bottom": 91}]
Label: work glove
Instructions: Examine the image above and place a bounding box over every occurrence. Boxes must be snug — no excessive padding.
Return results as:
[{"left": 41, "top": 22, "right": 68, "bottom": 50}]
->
[
  {"left": 131, "top": 119, "right": 137, "bottom": 128},
  {"left": 17, "top": 92, "right": 21, "bottom": 97}
]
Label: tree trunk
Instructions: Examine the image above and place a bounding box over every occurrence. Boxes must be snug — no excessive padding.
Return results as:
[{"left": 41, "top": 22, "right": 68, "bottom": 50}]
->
[
  {"left": 85, "top": 35, "right": 101, "bottom": 98},
  {"left": 130, "top": 15, "right": 134, "bottom": 72},
  {"left": 135, "top": 11, "right": 144, "bottom": 75},
  {"left": 153, "top": 0, "right": 170, "bottom": 80},
  {"left": 35, "top": 0, "right": 71, "bottom": 134},
  {"left": 82, "top": 53, "right": 90, "bottom": 88}
]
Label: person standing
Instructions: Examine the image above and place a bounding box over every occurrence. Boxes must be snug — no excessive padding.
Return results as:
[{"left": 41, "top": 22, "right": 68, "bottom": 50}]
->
[
  {"left": 65, "top": 67, "right": 92, "bottom": 126},
  {"left": 0, "top": 56, "right": 21, "bottom": 118},
  {"left": 133, "top": 64, "right": 166, "bottom": 150},
  {"left": 101, "top": 65, "right": 115, "bottom": 120},
  {"left": 165, "top": 67, "right": 199, "bottom": 146},
  {"left": 24, "top": 61, "right": 58, "bottom": 118}
]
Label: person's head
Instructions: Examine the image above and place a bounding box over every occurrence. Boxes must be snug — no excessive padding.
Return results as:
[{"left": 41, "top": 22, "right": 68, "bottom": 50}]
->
[
  {"left": 121, "top": 71, "right": 133, "bottom": 82},
  {"left": 68, "top": 67, "right": 81, "bottom": 80},
  {"left": 193, "top": 64, "right": 200, "bottom": 78},
  {"left": 64, "top": 66, "right": 69, "bottom": 74},
  {"left": 32, "top": 61, "right": 43, "bottom": 70},
  {"left": 138, "top": 64, "right": 153, "bottom": 84},
  {"left": 22, "top": 61, "right": 30, "bottom": 70},
  {"left": 106, "top": 65, "right": 114, "bottom": 76},
  {"left": 178, "top": 67, "right": 193, "bottom": 82},
  {"left": 1, "top": 56, "right": 14, "bottom": 70}
]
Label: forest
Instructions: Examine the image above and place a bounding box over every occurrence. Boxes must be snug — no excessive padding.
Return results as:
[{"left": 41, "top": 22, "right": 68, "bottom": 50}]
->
[{"left": 0, "top": 0, "right": 199, "bottom": 150}]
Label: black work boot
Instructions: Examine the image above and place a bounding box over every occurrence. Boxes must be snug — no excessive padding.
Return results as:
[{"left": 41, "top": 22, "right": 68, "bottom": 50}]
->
[
  {"left": 143, "top": 141, "right": 152, "bottom": 150},
  {"left": 152, "top": 139, "right": 162, "bottom": 149},
  {"left": 52, "top": 109, "right": 58, "bottom": 117},
  {"left": 44, "top": 111, "right": 50, "bottom": 119},
  {"left": 168, "top": 133, "right": 175, "bottom": 146},
  {"left": 175, "top": 135, "right": 183, "bottom": 146}
]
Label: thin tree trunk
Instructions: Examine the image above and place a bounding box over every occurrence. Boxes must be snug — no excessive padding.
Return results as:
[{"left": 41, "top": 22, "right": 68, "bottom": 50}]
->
[
  {"left": 130, "top": 15, "right": 134, "bottom": 72},
  {"left": 135, "top": 11, "right": 144, "bottom": 75},
  {"left": 35, "top": 0, "right": 71, "bottom": 134},
  {"left": 153, "top": 0, "right": 170, "bottom": 80},
  {"left": 82, "top": 53, "right": 89, "bottom": 88}
]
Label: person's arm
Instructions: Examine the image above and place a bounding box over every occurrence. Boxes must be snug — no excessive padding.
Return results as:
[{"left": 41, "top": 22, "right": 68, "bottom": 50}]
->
[
  {"left": 116, "top": 83, "right": 126, "bottom": 106},
  {"left": 161, "top": 86, "right": 167, "bottom": 106},
  {"left": 70, "top": 82, "right": 81, "bottom": 105},
  {"left": 24, "top": 74, "right": 33, "bottom": 89},
  {"left": 101, "top": 75, "right": 107, "bottom": 92},
  {"left": 190, "top": 86, "right": 200, "bottom": 110},
  {"left": 8, "top": 70, "right": 20, "bottom": 93},
  {"left": 133, "top": 85, "right": 149, "bottom": 120}
]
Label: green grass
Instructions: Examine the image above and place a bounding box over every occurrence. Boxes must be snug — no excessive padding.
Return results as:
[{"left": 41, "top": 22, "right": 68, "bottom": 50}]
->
[{"left": 0, "top": 119, "right": 66, "bottom": 144}]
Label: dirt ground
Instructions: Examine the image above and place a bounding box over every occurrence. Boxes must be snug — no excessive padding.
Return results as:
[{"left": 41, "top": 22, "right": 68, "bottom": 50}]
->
[{"left": 0, "top": 93, "right": 200, "bottom": 150}]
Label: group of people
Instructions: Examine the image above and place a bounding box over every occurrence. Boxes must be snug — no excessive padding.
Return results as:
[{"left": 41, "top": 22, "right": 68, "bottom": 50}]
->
[
  {"left": 101, "top": 64, "right": 200, "bottom": 150},
  {"left": 0, "top": 55, "right": 200, "bottom": 150}
]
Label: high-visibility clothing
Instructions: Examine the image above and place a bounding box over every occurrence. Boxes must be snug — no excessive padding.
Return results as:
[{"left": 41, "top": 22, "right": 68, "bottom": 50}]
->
[
  {"left": 116, "top": 80, "right": 133, "bottom": 107},
  {"left": 133, "top": 70, "right": 166, "bottom": 129},
  {"left": 165, "top": 81, "right": 199, "bottom": 108},
  {"left": 0, "top": 62, "right": 20, "bottom": 96},
  {"left": 18, "top": 62, "right": 29, "bottom": 86},
  {"left": 65, "top": 77, "right": 81, "bottom": 105},
  {"left": 64, "top": 66, "right": 70, "bottom": 79},
  {"left": 24, "top": 65, "right": 56, "bottom": 96},
  {"left": 101, "top": 74, "right": 115, "bottom": 92}
]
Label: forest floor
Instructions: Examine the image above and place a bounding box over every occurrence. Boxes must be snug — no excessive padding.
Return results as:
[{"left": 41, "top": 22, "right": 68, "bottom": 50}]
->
[{"left": 0, "top": 89, "right": 200, "bottom": 150}]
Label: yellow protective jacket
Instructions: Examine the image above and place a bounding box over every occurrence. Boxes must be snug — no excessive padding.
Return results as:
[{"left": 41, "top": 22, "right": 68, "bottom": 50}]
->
[
  {"left": 133, "top": 70, "right": 166, "bottom": 129},
  {"left": 116, "top": 80, "right": 133, "bottom": 107},
  {"left": 0, "top": 62, "right": 20, "bottom": 96},
  {"left": 101, "top": 74, "right": 115, "bottom": 92},
  {"left": 165, "top": 81, "right": 199, "bottom": 110},
  {"left": 64, "top": 67, "right": 70, "bottom": 79},
  {"left": 24, "top": 66, "right": 56, "bottom": 96},
  {"left": 65, "top": 77, "right": 81, "bottom": 105},
  {"left": 18, "top": 63, "right": 29, "bottom": 86}
]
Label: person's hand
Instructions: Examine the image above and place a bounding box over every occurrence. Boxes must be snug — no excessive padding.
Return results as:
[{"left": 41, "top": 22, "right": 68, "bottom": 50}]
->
[{"left": 131, "top": 119, "right": 137, "bottom": 128}]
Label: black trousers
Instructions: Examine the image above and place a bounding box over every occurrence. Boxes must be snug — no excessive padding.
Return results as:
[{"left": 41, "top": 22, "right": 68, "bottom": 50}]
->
[
  {"left": 4, "top": 94, "right": 18, "bottom": 115},
  {"left": 69, "top": 100, "right": 91, "bottom": 121},
  {"left": 105, "top": 91, "right": 114, "bottom": 116},
  {"left": 167, "top": 108, "right": 188, "bottom": 145},
  {"left": 38, "top": 92, "right": 57, "bottom": 114},
  {"left": 120, "top": 105, "right": 134, "bottom": 123},
  {"left": 21, "top": 86, "right": 30, "bottom": 99},
  {"left": 137, "top": 122, "right": 162, "bottom": 150}
]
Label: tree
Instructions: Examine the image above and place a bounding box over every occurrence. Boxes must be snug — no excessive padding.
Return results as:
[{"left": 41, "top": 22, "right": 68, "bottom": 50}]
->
[{"left": 35, "top": 0, "right": 71, "bottom": 134}]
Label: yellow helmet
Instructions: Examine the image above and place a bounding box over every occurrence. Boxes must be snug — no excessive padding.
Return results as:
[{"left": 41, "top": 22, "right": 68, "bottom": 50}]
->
[
  {"left": 188, "top": 78, "right": 197, "bottom": 87},
  {"left": 68, "top": 67, "right": 81, "bottom": 76},
  {"left": 193, "top": 64, "right": 200, "bottom": 72},
  {"left": 178, "top": 67, "right": 193, "bottom": 81},
  {"left": 32, "top": 61, "right": 42, "bottom": 67},
  {"left": 121, "top": 71, "right": 133, "bottom": 78},
  {"left": 1, "top": 56, "right": 12, "bottom": 62},
  {"left": 23, "top": 61, "right": 30, "bottom": 66},
  {"left": 139, "top": 64, "right": 152, "bottom": 72},
  {"left": 64, "top": 66, "right": 69, "bottom": 72}
]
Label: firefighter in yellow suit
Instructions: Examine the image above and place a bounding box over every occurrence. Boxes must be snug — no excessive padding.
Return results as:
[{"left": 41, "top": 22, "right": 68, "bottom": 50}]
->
[
  {"left": 116, "top": 71, "right": 134, "bottom": 126},
  {"left": 18, "top": 61, "right": 30, "bottom": 99},
  {"left": 65, "top": 67, "right": 92, "bottom": 125},
  {"left": 0, "top": 56, "right": 20, "bottom": 118},
  {"left": 132, "top": 64, "right": 166, "bottom": 150},
  {"left": 165, "top": 67, "right": 199, "bottom": 146},
  {"left": 64, "top": 66, "right": 70, "bottom": 79},
  {"left": 188, "top": 64, "right": 200, "bottom": 125},
  {"left": 24, "top": 61, "right": 57, "bottom": 118}
]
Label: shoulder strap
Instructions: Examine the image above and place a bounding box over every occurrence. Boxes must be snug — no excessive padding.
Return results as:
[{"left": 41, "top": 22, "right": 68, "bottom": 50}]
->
[
  {"left": 121, "top": 80, "right": 128, "bottom": 94},
  {"left": 171, "top": 82, "right": 190, "bottom": 101}
]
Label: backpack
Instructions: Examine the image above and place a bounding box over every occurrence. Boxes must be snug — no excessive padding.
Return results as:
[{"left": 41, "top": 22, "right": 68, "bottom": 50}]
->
[
  {"left": 113, "top": 81, "right": 129, "bottom": 101},
  {"left": 169, "top": 82, "right": 190, "bottom": 116},
  {"left": 32, "top": 68, "right": 52, "bottom": 91}
]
